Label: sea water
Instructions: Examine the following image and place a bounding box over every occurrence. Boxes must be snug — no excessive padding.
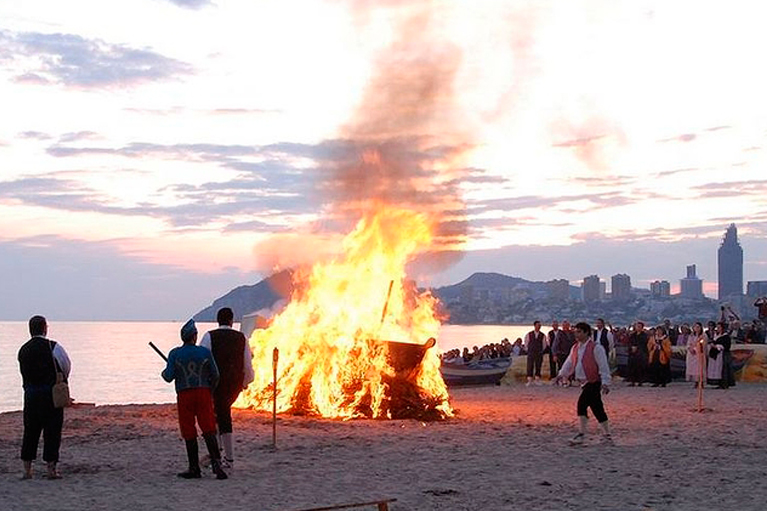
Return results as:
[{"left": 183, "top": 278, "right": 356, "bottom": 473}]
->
[{"left": 0, "top": 321, "right": 531, "bottom": 413}]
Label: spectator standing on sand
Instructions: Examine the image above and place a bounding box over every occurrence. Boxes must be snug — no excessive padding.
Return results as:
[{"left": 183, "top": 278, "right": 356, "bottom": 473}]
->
[
  {"left": 524, "top": 320, "right": 546, "bottom": 386},
  {"left": 686, "top": 322, "right": 707, "bottom": 387},
  {"left": 707, "top": 322, "right": 734, "bottom": 389},
  {"left": 18, "top": 315, "right": 72, "bottom": 480},
  {"left": 627, "top": 321, "right": 649, "bottom": 386},
  {"left": 593, "top": 318, "right": 614, "bottom": 361},
  {"left": 199, "top": 307, "right": 254, "bottom": 469},
  {"left": 547, "top": 320, "right": 561, "bottom": 379},
  {"left": 554, "top": 322, "right": 612, "bottom": 446},
  {"left": 647, "top": 326, "right": 672, "bottom": 387}
]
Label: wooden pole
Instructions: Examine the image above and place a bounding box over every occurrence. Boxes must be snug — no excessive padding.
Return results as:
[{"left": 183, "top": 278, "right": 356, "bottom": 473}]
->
[
  {"left": 272, "top": 347, "right": 279, "bottom": 449},
  {"left": 380, "top": 280, "right": 394, "bottom": 325},
  {"left": 697, "top": 337, "right": 704, "bottom": 412}
]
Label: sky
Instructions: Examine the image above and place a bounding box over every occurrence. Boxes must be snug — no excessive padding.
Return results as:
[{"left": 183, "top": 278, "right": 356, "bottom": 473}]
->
[{"left": 1, "top": 0, "right": 766, "bottom": 320}]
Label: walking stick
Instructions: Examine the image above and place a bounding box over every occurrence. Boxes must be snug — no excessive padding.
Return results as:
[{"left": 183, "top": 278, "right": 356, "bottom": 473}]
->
[{"left": 272, "top": 347, "right": 279, "bottom": 449}]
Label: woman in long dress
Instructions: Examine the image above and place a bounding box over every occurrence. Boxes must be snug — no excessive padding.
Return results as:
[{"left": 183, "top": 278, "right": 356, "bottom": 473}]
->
[
  {"left": 686, "top": 322, "right": 706, "bottom": 386},
  {"left": 707, "top": 322, "right": 733, "bottom": 388},
  {"left": 647, "top": 326, "right": 672, "bottom": 387}
]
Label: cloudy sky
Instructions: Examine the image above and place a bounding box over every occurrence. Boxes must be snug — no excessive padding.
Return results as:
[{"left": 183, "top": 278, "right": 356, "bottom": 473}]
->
[{"left": 1, "top": 0, "right": 766, "bottom": 320}]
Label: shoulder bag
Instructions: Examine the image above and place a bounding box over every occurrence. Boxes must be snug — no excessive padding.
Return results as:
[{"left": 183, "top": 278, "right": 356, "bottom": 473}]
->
[{"left": 49, "top": 341, "right": 72, "bottom": 408}]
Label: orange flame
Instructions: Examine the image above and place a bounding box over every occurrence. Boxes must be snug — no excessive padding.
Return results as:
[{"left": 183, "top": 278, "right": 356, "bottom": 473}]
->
[{"left": 236, "top": 205, "right": 452, "bottom": 419}]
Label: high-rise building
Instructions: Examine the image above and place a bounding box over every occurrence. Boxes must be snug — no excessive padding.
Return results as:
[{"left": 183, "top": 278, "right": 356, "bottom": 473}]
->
[
  {"left": 547, "top": 279, "right": 570, "bottom": 300},
  {"left": 581, "top": 275, "right": 601, "bottom": 303},
  {"left": 747, "top": 281, "right": 767, "bottom": 297},
  {"left": 651, "top": 280, "right": 671, "bottom": 297},
  {"left": 680, "top": 264, "right": 704, "bottom": 299},
  {"left": 611, "top": 274, "right": 632, "bottom": 302},
  {"left": 718, "top": 223, "right": 743, "bottom": 299}
]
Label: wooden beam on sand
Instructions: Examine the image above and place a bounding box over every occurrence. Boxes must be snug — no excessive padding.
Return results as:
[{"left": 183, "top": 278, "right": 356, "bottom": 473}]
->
[{"left": 289, "top": 499, "right": 397, "bottom": 511}]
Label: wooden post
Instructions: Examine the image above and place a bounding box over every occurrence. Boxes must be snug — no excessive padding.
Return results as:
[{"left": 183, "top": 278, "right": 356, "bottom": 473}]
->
[
  {"left": 697, "top": 337, "right": 704, "bottom": 412},
  {"left": 273, "top": 347, "right": 279, "bottom": 449}
]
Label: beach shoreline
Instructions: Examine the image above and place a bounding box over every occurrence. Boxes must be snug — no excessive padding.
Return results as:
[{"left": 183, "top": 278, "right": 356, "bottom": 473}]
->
[{"left": 2, "top": 383, "right": 767, "bottom": 510}]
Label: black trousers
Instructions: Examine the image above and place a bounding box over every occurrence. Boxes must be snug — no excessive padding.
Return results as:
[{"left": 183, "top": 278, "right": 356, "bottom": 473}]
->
[
  {"left": 546, "top": 352, "right": 557, "bottom": 378},
  {"left": 213, "top": 384, "right": 241, "bottom": 434},
  {"left": 21, "top": 389, "right": 64, "bottom": 462},
  {"left": 526, "top": 351, "right": 543, "bottom": 377},
  {"left": 576, "top": 381, "right": 608, "bottom": 423}
]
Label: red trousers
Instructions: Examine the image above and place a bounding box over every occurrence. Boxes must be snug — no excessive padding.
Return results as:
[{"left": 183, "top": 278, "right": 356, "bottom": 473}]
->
[{"left": 177, "top": 387, "right": 217, "bottom": 440}]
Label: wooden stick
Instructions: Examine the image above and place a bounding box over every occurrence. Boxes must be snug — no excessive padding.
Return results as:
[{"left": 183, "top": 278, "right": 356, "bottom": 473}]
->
[
  {"left": 272, "top": 347, "right": 279, "bottom": 449},
  {"left": 380, "top": 280, "right": 394, "bottom": 325},
  {"left": 290, "top": 498, "right": 397, "bottom": 511},
  {"left": 148, "top": 342, "right": 168, "bottom": 362},
  {"left": 697, "top": 337, "right": 704, "bottom": 412}
]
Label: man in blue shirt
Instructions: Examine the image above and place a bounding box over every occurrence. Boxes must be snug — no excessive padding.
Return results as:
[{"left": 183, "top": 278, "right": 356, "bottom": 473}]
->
[{"left": 162, "top": 319, "right": 227, "bottom": 480}]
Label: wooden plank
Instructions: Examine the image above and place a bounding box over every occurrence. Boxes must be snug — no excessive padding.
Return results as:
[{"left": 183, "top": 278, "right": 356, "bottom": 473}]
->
[{"left": 291, "top": 498, "right": 397, "bottom": 511}]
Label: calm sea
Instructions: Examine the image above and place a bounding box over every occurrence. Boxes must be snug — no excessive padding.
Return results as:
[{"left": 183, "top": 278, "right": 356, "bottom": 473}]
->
[{"left": 0, "top": 321, "right": 530, "bottom": 413}]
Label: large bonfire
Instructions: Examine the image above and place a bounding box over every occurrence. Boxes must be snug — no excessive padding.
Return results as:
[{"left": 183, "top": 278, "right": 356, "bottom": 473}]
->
[{"left": 236, "top": 204, "right": 452, "bottom": 420}]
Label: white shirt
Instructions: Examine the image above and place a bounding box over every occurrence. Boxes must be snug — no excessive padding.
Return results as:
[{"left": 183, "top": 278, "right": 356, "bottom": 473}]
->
[
  {"left": 35, "top": 336, "right": 71, "bottom": 378},
  {"left": 593, "top": 328, "right": 615, "bottom": 353},
  {"left": 199, "top": 325, "right": 255, "bottom": 387}
]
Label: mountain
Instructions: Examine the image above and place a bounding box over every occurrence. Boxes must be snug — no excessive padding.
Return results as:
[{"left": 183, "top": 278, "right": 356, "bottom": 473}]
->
[
  {"left": 194, "top": 271, "right": 562, "bottom": 322},
  {"left": 192, "top": 269, "right": 294, "bottom": 322}
]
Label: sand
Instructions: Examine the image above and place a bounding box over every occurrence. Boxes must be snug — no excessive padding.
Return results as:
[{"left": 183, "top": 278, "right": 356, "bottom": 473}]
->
[{"left": 2, "top": 382, "right": 767, "bottom": 511}]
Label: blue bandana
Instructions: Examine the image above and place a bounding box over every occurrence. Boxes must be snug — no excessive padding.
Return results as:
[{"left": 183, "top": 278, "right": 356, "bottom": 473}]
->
[{"left": 180, "top": 319, "right": 197, "bottom": 342}]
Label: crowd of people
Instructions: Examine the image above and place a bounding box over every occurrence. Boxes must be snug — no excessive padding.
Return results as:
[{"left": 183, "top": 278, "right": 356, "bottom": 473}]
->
[{"left": 442, "top": 314, "right": 765, "bottom": 390}]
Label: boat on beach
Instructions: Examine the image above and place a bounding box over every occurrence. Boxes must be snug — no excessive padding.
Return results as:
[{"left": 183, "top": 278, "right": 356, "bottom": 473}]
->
[{"left": 440, "top": 357, "right": 512, "bottom": 386}]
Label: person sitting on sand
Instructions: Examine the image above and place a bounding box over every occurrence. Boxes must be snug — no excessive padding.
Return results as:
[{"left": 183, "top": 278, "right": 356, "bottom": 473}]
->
[
  {"left": 553, "top": 321, "right": 612, "bottom": 446},
  {"left": 162, "top": 319, "right": 227, "bottom": 480},
  {"left": 18, "top": 315, "right": 72, "bottom": 480}
]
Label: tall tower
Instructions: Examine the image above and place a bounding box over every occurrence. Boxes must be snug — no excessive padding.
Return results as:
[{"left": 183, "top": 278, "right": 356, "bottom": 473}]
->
[{"left": 718, "top": 224, "right": 743, "bottom": 299}]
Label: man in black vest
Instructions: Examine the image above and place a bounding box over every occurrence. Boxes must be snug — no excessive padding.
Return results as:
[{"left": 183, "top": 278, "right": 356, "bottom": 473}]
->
[
  {"left": 546, "top": 320, "right": 561, "bottom": 380},
  {"left": 199, "top": 307, "right": 254, "bottom": 468},
  {"left": 17, "top": 315, "right": 72, "bottom": 479},
  {"left": 524, "top": 320, "right": 546, "bottom": 386},
  {"left": 593, "top": 318, "right": 614, "bottom": 361}
]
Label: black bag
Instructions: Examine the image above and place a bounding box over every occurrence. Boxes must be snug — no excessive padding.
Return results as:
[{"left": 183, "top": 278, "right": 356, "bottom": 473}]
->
[{"left": 709, "top": 346, "right": 719, "bottom": 360}]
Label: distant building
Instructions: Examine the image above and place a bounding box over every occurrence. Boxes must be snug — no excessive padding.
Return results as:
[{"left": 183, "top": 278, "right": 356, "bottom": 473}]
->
[
  {"left": 680, "top": 264, "right": 704, "bottom": 299},
  {"left": 747, "top": 281, "right": 767, "bottom": 297},
  {"left": 611, "top": 274, "right": 632, "bottom": 302},
  {"left": 547, "top": 279, "right": 570, "bottom": 300},
  {"left": 651, "top": 280, "right": 671, "bottom": 297},
  {"left": 718, "top": 223, "right": 743, "bottom": 299},
  {"left": 582, "top": 275, "right": 601, "bottom": 303}
]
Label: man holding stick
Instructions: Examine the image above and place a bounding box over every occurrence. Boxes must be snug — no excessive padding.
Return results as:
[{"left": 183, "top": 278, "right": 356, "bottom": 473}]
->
[
  {"left": 199, "top": 307, "right": 254, "bottom": 467},
  {"left": 161, "top": 319, "right": 227, "bottom": 480}
]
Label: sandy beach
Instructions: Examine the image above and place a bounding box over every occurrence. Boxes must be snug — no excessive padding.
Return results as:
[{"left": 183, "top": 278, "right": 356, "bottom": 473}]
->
[{"left": 2, "top": 382, "right": 767, "bottom": 511}]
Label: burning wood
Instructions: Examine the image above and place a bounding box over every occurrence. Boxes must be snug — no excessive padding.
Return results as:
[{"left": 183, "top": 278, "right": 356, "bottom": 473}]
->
[{"left": 235, "top": 208, "right": 452, "bottom": 421}]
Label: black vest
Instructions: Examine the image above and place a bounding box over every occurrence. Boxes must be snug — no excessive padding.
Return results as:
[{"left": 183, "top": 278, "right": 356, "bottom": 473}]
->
[
  {"left": 210, "top": 328, "right": 247, "bottom": 390},
  {"left": 594, "top": 329, "right": 609, "bottom": 354},
  {"left": 18, "top": 337, "right": 57, "bottom": 388},
  {"left": 527, "top": 331, "right": 544, "bottom": 353}
]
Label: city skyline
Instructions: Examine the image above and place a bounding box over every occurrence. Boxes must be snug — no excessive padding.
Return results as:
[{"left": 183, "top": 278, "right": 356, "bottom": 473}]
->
[{"left": 2, "top": 1, "right": 767, "bottom": 320}]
